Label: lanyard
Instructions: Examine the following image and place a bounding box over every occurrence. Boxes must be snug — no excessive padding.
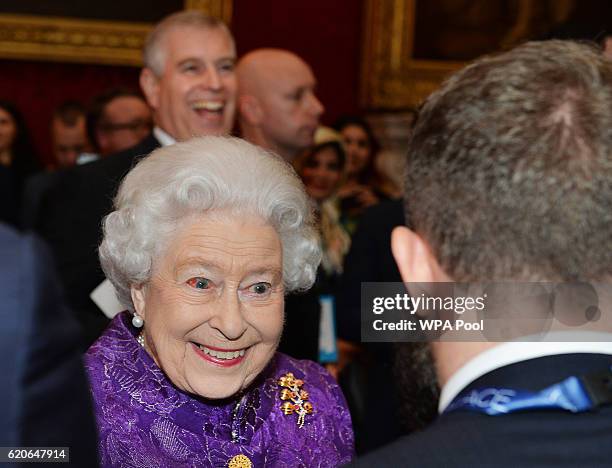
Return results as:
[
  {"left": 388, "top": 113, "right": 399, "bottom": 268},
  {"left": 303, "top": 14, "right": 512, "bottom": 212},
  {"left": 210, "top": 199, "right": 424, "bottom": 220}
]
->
[{"left": 444, "top": 366, "right": 612, "bottom": 415}]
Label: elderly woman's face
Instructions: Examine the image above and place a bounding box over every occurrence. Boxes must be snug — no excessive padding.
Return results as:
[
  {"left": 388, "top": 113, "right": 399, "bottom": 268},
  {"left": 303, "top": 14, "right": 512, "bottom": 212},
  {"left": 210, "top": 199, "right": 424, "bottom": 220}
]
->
[{"left": 132, "top": 215, "right": 284, "bottom": 399}]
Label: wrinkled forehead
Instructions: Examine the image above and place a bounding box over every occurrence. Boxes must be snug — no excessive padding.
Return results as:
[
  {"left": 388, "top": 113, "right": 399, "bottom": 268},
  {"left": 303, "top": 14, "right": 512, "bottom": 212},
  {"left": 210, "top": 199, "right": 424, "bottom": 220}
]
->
[{"left": 155, "top": 213, "right": 282, "bottom": 273}]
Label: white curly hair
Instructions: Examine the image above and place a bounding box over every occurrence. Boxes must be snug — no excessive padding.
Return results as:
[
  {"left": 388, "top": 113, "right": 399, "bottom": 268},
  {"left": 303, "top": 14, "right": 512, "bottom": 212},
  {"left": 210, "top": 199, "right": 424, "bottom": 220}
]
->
[{"left": 99, "top": 136, "right": 321, "bottom": 311}]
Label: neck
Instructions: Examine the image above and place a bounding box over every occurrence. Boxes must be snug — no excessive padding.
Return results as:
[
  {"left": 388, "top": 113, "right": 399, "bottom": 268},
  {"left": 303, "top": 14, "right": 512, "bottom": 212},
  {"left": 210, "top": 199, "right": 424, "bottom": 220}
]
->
[
  {"left": 240, "top": 125, "right": 297, "bottom": 161},
  {"left": 430, "top": 341, "right": 498, "bottom": 387}
]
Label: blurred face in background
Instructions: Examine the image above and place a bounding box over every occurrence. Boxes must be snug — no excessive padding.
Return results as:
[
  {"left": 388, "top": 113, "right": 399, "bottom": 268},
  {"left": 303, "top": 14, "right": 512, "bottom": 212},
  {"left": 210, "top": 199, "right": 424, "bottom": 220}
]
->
[
  {"left": 97, "top": 96, "right": 153, "bottom": 155},
  {"left": 341, "top": 124, "right": 372, "bottom": 177},
  {"left": 52, "top": 116, "right": 90, "bottom": 168},
  {"left": 0, "top": 107, "right": 17, "bottom": 157},
  {"left": 300, "top": 144, "right": 344, "bottom": 203},
  {"left": 141, "top": 26, "right": 237, "bottom": 141},
  {"left": 257, "top": 56, "right": 324, "bottom": 158}
]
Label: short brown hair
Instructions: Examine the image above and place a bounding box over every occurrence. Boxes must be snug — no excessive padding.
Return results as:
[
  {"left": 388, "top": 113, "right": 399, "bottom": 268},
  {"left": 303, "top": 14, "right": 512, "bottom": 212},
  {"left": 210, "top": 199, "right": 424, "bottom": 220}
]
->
[{"left": 405, "top": 40, "right": 612, "bottom": 281}]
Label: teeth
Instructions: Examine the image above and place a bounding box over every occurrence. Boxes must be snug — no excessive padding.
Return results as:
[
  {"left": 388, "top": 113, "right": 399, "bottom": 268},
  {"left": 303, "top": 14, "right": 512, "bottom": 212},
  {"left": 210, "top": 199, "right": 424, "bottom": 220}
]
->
[
  {"left": 192, "top": 101, "right": 223, "bottom": 111},
  {"left": 198, "top": 344, "right": 245, "bottom": 360}
]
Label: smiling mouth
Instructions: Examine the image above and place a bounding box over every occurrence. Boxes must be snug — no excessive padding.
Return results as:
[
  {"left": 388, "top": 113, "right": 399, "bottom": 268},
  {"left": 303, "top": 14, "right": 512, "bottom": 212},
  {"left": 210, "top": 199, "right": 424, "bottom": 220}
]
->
[
  {"left": 198, "top": 344, "right": 245, "bottom": 359},
  {"left": 192, "top": 342, "right": 247, "bottom": 366},
  {"left": 191, "top": 100, "right": 224, "bottom": 113}
]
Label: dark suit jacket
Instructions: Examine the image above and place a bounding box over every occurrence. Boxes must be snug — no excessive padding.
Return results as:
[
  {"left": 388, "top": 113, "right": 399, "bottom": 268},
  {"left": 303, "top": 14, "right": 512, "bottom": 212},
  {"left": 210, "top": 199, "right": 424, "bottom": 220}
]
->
[
  {"left": 336, "top": 198, "right": 404, "bottom": 343},
  {"left": 280, "top": 290, "right": 321, "bottom": 362},
  {"left": 0, "top": 224, "right": 98, "bottom": 466},
  {"left": 350, "top": 353, "right": 612, "bottom": 467},
  {"left": 34, "top": 133, "right": 161, "bottom": 346},
  {"left": 335, "top": 199, "right": 405, "bottom": 454},
  {"left": 21, "top": 169, "right": 62, "bottom": 230},
  {"left": 0, "top": 165, "right": 18, "bottom": 227}
]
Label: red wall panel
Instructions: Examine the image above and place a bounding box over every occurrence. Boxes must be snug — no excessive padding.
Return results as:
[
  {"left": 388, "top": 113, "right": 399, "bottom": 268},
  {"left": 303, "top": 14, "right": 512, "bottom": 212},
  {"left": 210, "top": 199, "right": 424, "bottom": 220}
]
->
[
  {"left": 232, "top": 0, "right": 363, "bottom": 124},
  {"left": 0, "top": 60, "right": 141, "bottom": 166}
]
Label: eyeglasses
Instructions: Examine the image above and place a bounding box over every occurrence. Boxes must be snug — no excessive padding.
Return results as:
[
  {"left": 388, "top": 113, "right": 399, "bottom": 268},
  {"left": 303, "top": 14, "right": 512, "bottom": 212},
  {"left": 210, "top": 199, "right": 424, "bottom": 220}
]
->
[{"left": 98, "top": 119, "right": 152, "bottom": 133}]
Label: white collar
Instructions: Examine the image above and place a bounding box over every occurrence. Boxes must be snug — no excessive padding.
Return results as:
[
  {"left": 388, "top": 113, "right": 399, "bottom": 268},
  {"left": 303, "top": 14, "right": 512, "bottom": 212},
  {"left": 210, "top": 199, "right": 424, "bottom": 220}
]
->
[
  {"left": 153, "top": 126, "right": 176, "bottom": 147},
  {"left": 438, "top": 332, "right": 612, "bottom": 413}
]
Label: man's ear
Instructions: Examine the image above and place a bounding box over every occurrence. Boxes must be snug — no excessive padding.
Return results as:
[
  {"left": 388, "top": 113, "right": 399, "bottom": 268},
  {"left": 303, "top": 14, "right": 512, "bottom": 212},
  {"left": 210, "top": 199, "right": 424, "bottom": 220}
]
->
[
  {"left": 140, "top": 68, "right": 160, "bottom": 110},
  {"left": 131, "top": 284, "right": 147, "bottom": 319},
  {"left": 239, "top": 95, "right": 263, "bottom": 125},
  {"left": 391, "top": 226, "right": 440, "bottom": 283}
]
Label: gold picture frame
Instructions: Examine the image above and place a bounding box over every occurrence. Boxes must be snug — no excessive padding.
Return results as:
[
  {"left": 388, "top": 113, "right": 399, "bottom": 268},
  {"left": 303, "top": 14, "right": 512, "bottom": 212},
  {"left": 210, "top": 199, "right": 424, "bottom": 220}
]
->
[
  {"left": 361, "top": 0, "right": 582, "bottom": 109},
  {"left": 361, "top": 0, "right": 463, "bottom": 109},
  {"left": 0, "top": 0, "right": 232, "bottom": 66}
]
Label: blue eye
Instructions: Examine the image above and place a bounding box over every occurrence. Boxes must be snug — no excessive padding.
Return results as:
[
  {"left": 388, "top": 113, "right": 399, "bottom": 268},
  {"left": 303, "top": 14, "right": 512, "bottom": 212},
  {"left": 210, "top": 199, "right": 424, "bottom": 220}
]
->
[
  {"left": 250, "top": 282, "right": 271, "bottom": 295},
  {"left": 187, "top": 277, "right": 210, "bottom": 289}
]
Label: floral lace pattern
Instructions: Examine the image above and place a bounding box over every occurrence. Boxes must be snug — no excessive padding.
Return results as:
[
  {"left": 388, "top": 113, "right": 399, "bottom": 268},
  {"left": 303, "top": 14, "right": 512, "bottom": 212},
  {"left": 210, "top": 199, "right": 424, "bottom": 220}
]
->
[{"left": 85, "top": 312, "right": 354, "bottom": 467}]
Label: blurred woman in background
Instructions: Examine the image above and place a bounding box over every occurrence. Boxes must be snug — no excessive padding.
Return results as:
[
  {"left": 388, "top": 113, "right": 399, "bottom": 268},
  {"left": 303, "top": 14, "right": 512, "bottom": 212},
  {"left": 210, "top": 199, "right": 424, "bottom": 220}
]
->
[
  {"left": 294, "top": 130, "right": 351, "bottom": 293},
  {"left": 0, "top": 101, "right": 39, "bottom": 227},
  {"left": 333, "top": 115, "right": 399, "bottom": 235}
]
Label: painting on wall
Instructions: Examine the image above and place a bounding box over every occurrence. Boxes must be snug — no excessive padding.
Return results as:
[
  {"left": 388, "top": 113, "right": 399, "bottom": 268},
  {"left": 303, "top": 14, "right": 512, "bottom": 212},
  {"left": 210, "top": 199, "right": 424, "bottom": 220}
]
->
[
  {"left": 0, "top": 0, "right": 232, "bottom": 66},
  {"left": 362, "top": 0, "right": 611, "bottom": 109}
]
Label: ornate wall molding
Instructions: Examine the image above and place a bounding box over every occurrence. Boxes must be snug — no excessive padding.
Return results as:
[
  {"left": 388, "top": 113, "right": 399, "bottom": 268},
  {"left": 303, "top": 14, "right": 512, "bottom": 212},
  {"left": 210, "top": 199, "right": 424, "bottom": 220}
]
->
[
  {"left": 361, "top": 0, "right": 574, "bottom": 109},
  {"left": 361, "top": 0, "right": 463, "bottom": 109},
  {"left": 0, "top": 0, "right": 232, "bottom": 66},
  {"left": 185, "top": 0, "right": 232, "bottom": 22}
]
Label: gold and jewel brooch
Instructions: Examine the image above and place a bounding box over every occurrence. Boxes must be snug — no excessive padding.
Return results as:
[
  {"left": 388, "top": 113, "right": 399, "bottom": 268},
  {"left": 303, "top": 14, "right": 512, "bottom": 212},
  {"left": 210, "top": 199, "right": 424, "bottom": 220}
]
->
[{"left": 277, "top": 372, "right": 314, "bottom": 428}]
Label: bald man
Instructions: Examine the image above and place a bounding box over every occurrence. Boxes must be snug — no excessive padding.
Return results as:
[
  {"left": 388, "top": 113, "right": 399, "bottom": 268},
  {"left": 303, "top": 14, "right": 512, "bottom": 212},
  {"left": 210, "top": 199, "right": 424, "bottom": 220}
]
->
[
  {"left": 237, "top": 50, "right": 325, "bottom": 361},
  {"left": 237, "top": 48, "right": 324, "bottom": 161}
]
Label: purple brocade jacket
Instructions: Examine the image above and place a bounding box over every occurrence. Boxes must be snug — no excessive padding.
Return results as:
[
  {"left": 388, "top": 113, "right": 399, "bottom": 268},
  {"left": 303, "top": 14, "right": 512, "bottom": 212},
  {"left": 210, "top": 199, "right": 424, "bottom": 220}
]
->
[{"left": 85, "top": 312, "right": 354, "bottom": 467}]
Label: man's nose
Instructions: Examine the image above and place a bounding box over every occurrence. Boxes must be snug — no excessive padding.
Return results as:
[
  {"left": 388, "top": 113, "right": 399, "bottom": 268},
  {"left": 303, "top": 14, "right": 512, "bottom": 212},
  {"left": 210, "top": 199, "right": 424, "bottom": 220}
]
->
[
  {"left": 312, "top": 167, "right": 326, "bottom": 178},
  {"left": 208, "top": 290, "right": 247, "bottom": 340},
  {"left": 202, "top": 68, "right": 222, "bottom": 91},
  {"left": 308, "top": 93, "right": 324, "bottom": 117}
]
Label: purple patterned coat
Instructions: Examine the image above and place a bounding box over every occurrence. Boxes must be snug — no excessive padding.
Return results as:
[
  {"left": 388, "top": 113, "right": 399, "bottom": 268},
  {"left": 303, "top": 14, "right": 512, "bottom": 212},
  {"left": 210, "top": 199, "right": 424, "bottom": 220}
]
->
[{"left": 85, "top": 312, "right": 354, "bottom": 467}]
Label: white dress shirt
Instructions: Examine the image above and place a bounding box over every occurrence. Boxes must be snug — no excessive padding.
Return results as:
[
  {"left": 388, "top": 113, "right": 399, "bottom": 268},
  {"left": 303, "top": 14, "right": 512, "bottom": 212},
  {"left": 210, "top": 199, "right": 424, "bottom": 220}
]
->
[{"left": 153, "top": 126, "right": 176, "bottom": 147}]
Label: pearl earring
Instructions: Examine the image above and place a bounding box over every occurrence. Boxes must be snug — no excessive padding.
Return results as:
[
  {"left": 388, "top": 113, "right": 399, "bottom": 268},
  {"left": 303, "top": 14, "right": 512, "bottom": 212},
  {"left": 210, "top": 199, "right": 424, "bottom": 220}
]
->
[{"left": 132, "top": 313, "right": 144, "bottom": 328}]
